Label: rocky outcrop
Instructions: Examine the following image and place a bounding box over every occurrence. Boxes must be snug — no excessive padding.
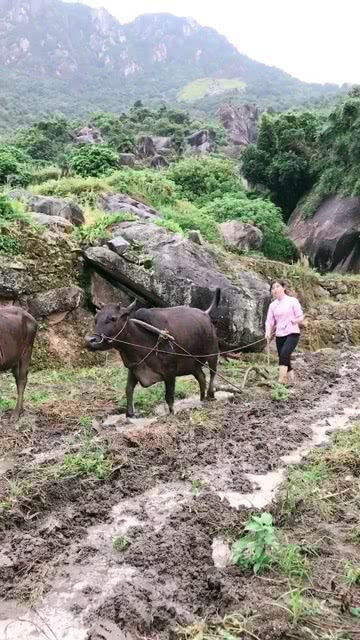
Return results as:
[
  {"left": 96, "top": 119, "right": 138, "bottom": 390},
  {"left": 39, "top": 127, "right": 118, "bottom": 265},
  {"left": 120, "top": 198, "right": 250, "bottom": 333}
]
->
[
  {"left": 96, "top": 193, "right": 160, "bottom": 220},
  {"left": 26, "top": 286, "right": 84, "bottom": 319},
  {"left": 83, "top": 221, "right": 270, "bottom": 348},
  {"left": 90, "top": 271, "right": 132, "bottom": 308},
  {"left": 118, "top": 153, "right": 137, "bottom": 167},
  {"left": 288, "top": 196, "right": 360, "bottom": 273},
  {"left": 150, "top": 155, "right": 169, "bottom": 169},
  {"left": 74, "top": 126, "right": 103, "bottom": 145},
  {"left": 219, "top": 221, "right": 263, "bottom": 252},
  {"left": 29, "top": 196, "right": 85, "bottom": 227},
  {"left": 137, "top": 136, "right": 156, "bottom": 158},
  {"left": 218, "top": 103, "right": 259, "bottom": 147},
  {"left": 30, "top": 212, "right": 74, "bottom": 233},
  {"left": 152, "top": 136, "right": 171, "bottom": 152},
  {"left": 188, "top": 130, "right": 215, "bottom": 154}
]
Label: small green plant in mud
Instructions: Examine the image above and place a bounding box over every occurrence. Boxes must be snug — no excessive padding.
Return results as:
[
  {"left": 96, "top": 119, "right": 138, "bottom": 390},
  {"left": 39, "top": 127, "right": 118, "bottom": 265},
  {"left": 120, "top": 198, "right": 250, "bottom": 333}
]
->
[
  {"left": 231, "top": 512, "right": 277, "bottom": 574},
  {"left": 112, "top": 535, "right": 131, "bottom": 552},
  {"left": 0, "top": 395, "right": 13, "bottom": 411},
  {"left": 231, "top": 513, "right": 309, "bottom": 578},
  {"left": 271, "top": 383, "right": 289, "bottom": 402},
  {"left": 59, "top": 446, "right": 112, "bottom": 480},
  {"left": 344, "top": 561, "right": 360, "bottom": 586},
  {"left": 191, "top": 479, "right": 205, "bottom": 496},
  {"left": 282, "top": 589, "right": 320, "bottom": 626},
  {"left": 28, "top": 390, "right": 49, "bottom": 405}
]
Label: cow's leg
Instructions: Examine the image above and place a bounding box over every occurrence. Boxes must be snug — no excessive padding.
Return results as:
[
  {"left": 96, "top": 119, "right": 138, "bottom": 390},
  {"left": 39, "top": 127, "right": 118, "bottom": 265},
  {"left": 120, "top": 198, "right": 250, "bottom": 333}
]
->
[
  {"left": 165, "top": 377, "right": 176, "bottom": 414},
  {"left": 126, "top": 370, "right": 138, "bottom": 418},
  {"left": 206, "top": 355, "right": 218, "bottom": 400},
  {"left": 193, "top": 367, "right": 206, "bottom": 402},
  {"left": 12, "top": 355, "right": 29, "bottom": 420}
]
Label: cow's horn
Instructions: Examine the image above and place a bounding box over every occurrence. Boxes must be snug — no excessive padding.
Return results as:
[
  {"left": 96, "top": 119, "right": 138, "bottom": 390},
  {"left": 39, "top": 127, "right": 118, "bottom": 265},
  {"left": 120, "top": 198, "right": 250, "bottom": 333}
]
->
[
  {"left": 95, "top": 301, "right": 105, "bottom": 310},
  {"left": 124, "top": 299, "right": 137, "bottom": 315}
]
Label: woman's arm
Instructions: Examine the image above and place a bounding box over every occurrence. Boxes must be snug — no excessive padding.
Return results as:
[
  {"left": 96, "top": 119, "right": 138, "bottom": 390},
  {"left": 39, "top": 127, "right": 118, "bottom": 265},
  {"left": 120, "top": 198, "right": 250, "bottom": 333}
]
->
[
  {"left": 265, "top": 305, "right": 275, "bottom": 339},
  {"left": 291, "top": 299, "right": 304, "bottom": 326}
]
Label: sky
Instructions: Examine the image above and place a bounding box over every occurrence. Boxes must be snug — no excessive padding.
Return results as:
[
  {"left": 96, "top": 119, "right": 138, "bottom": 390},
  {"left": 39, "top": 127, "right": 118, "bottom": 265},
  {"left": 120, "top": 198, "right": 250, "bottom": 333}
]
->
[{"left": 72, "top": 0, "right": 360, "bottom": 86}]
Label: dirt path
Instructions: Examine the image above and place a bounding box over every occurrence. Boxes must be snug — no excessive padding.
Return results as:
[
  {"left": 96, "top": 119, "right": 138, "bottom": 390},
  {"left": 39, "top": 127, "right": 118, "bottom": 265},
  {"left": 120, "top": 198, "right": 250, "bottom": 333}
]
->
[{"left": 0, "top": 349, "right": 359, "bottom": 639}]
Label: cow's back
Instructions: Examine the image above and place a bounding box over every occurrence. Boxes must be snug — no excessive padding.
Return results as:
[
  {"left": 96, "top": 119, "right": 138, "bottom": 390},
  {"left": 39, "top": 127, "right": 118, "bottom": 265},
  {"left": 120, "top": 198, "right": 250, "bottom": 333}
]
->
[{"left": 135, "top": 306, "right": 217, "bottom": 359}]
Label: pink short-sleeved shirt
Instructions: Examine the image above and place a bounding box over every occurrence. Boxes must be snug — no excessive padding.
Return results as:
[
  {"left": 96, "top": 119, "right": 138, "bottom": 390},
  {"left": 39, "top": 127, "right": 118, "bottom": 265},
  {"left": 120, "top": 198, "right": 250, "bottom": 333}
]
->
[{"left": 265, "top": 294, "right": 303, "bottom": 337}]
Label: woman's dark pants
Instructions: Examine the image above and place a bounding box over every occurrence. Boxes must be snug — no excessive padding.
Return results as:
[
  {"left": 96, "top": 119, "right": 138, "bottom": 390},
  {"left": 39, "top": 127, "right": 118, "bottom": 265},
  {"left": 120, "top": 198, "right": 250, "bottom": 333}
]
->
[{"left": 276, "top": 334, "right": 300, "bottom": 371}]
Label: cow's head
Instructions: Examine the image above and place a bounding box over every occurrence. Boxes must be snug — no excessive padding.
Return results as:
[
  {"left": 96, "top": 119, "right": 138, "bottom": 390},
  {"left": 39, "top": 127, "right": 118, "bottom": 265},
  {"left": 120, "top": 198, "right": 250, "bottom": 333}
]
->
[{"left": 85, "top": 300, "right": 136, "bottom": 351}]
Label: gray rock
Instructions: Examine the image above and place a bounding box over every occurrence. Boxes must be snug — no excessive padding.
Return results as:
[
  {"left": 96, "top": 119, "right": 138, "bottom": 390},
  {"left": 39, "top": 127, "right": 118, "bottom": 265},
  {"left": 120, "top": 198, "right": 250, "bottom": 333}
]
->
[
  {"left": 150, "top": 154, "right": 169, "bottom": 169},
  {"left": 219, "top": 221, "right": 263, "bottom": 252},
  {"left": 0, "top": 257, "right": 34, "bottom": 297},
  {"left": 118, "top": 153, "right": 137, "bottom": 167},
  {"left": 137, "top": 135, "right": 156, "bottom": 157},
  {"left": 84, "top": 222, "right": 269, "bottom": 348},
  {"left": 288, "top": 195, "right": 360, "bottom": 273},
  {"left": 29, "top": 196, "right": 85, "bottom": 226},
  {"left": 188, "top": 230, "right": 204, "bottom": 245},
  {"left": 90, "top": 271, "right": 131, "bottom": 308},
  {"left": 96, "top": 193, "right": 160, "bottom": 220},
  {"left": 107, "top": 235, "right": 130, "bottom": 256},
  {"left": 218, "top": 103, "right": 259, "bottom": 147},
  {"left": 152, "top": 136, "right": 171, "bottom": 151},
  {"left": 26, "top": 286, "right": 84, "bottom": 318},
  {"left": 30, "top": 212, "right": 74, "bottom": 233},
  {"left": 74, "top": 126, "right": 103, "bottom": 145}
]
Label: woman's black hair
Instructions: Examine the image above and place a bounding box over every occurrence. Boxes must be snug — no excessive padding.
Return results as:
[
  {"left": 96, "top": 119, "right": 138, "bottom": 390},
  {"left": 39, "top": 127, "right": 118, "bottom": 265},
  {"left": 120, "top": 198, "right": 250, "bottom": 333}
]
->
[{"left": 269, "top": 279, "right": 288, "bottom": 294}]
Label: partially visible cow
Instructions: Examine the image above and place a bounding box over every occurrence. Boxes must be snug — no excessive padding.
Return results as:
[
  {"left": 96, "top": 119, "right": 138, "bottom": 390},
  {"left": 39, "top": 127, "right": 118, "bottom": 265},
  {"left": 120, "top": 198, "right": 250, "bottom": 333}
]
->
[
  {"left": 0, "top": 306, "right": 38, "bottom": 420},
  {"left": 85, "top": 290, "right": 220, "bottom": 417}
]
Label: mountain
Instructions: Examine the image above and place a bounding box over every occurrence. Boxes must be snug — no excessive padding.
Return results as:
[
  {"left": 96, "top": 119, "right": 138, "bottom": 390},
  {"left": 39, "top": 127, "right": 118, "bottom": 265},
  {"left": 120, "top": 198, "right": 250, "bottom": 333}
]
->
[{"left": 0, "top": 0, "right": 345, "bottom": 131}]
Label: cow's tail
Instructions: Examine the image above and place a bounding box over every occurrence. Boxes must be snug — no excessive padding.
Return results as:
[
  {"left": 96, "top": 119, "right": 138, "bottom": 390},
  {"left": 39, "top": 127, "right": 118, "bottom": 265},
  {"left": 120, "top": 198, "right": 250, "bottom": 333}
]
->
[{"left": 205, "top": 288, "right": 221, "bottom": 316}]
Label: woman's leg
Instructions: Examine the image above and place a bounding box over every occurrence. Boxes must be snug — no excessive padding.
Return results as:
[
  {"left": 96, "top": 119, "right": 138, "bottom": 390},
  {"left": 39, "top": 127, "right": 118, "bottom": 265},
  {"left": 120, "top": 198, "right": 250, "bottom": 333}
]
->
[
  {"left": 279, "top": 334, "right": 300, "bottom": 383},
  {"left": 276, "top": 336, "right": 288, "bottom": 383}
]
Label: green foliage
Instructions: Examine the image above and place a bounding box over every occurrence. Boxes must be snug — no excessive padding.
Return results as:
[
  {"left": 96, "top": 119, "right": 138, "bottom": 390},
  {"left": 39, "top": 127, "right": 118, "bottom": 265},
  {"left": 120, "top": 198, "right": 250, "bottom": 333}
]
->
[
  {"left": 161, "top": 201, "right": 220, "bottom": 244},
  {"left": 271, "top": 383, "right": 289, "bottom": 401},
  {"left": 154, "top": 218, "right": 183, "bottom": 235},
  {"left": 0, "top": 145, "right": 32, "bottom": 186},
  {"left": 202, "top": 194, "right": 298, "bottom": 262},
  {"left": 178, "top": 77, "right": 246, "bottom": 102},
  {"left": 112, "top": 536, "right": 131, "bottom": 552},
  {"left": 0, "top": 193, "right": 28, "bottom": 255},
  {"left": 108, "top": 169, "right": 177, "bottom": 207},
  {"left": 58, "top": 445, "right": 112, "bottom": 479},
  {"left": 30, "top": 165, "right": 62, "bottom": 184},
  {"left": 75, "top": 212, "right": 137, "bottom": 245},
  {"left": 231, "top": 512, "right": 277, "bottom": 574},
  {"left": 31, "top": 175, "right": 108, "bottom": 204},
  {"left": 68, "top": 144, "right": 119, "bottom": 178},
  {"left": 15, "top": 116, "right": 73, "bottom": 163},
  {"left": 167, "top": 156, "right": 243, "bottom": 205},
  {"left": 241, "top": 111, "right": 321, "bottom": 218}
]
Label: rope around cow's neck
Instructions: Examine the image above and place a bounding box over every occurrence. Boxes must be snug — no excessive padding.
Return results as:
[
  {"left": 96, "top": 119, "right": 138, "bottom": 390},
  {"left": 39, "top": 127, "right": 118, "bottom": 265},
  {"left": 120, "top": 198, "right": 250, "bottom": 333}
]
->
[{"left": 98, "top": 331, "right": 269, "bottom": 395}]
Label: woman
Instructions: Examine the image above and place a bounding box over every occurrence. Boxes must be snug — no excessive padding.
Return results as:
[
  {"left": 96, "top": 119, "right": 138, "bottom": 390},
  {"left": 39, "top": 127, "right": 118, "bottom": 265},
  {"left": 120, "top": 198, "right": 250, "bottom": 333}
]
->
[{"left": 265, "top": 280, "right": 304, "bottom": 384}]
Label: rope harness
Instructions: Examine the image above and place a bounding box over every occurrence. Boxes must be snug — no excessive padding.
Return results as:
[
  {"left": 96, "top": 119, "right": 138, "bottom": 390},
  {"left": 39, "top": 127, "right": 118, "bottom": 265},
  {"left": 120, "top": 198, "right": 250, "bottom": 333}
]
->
[{"left": 95, "top": 324, "right": 271, "bottom": 394}]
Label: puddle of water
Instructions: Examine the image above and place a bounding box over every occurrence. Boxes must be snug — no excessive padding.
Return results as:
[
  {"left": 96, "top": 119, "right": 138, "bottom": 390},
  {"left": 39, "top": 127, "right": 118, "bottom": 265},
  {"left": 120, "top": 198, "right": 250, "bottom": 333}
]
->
[{"left": 219, "top": 405, "right": 360, "bottom": 510}]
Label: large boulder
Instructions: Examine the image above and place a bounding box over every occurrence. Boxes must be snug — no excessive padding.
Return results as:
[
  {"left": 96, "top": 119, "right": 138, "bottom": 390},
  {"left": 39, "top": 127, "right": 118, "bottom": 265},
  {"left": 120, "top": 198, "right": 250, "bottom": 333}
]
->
[
  {"left": 219, "top": 221, "right": 263, "bottom": 252},
  {"left": 150, "top": 155, "right": 169, "bottom": 169},
  {"left": 30, "top": 212, "right": 74, "bottom": 233},
  {"left": 288, "top": 196, "right": 360, "bottom": 273},
  {"left": 137, "top": 136, "right": 156, "bottom": 158},
  {"left": 152, "top": 136, "right": 171, "bottom": 152},
  {"left": 188, "top": 130, "right": 216, "bottom": 154},
  {"left": 90, "top": 271, "right": 131, "bottom": 308},
  {"left": 29, "top": 196, "right": 85, "bottom": 227},
  {"left": 73, "top": 126, "right": 103, "bottom": 145},
  {"left": 26, "top": 286, "right": 84, "bottom": 319},
  {"left": 118, "top": 153, "right": 137, "bottom": 167},
  {"left": 0, "top": 256, "right": 34, "bottom": 298},
  {"left": 96, "top": 193, "right": 160, "bottom": 220},
  {"left": 218, "top": 103, "right": 259, "bottom": 147},
  {"left": 84, "top": 221, "right": 269, "bottom": 348}
]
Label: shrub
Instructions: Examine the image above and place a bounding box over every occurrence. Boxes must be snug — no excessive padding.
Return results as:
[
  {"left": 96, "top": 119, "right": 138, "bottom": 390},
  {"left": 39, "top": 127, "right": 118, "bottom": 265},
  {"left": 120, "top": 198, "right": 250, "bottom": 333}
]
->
[
  {"left": 68, "top": 144, "right": 119, "bottom": 178},
  {"left": 202, "top": 194, "right": 298, "bottom": 262},
  {"left": 108, "top": 169, "right": 177, "bottom": 207},
  {"left": 0, "top": 146, "right": 32, "bottom": 186},
  {"left": 167, "top": 156, "right": 243, "bottom": 205},
  {"left": 31, "top": 176, "right": 109, "bottom": 205},
  {"left": 30, "top": 165, "right": 62, "bottom": 184},
  {"left": 161, "top": 201, "right": 220, "bottom": 244},
  {"left": 74, "top": 212, "right": 137, "bottom": 245},
  {"left": 154, "top": 218, "right": 183, "bottom": 235}
]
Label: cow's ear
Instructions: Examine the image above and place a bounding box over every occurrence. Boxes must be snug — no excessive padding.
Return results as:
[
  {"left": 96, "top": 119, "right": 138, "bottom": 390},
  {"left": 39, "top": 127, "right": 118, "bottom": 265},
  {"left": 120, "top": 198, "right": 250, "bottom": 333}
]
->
[{"left": 123, "top": 299, "right": 137, "bottom": 316}]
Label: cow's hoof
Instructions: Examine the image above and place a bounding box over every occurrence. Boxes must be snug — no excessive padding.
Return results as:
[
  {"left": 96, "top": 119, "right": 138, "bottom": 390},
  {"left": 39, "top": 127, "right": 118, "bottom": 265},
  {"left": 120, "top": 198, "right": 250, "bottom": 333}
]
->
[{"left": 206, "top": 394, "right": 215, "bottom": 401}]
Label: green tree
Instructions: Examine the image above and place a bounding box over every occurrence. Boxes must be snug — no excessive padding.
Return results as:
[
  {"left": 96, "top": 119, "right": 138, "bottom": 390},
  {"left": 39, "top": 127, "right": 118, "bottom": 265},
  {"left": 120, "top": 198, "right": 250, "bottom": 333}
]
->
[{"left": 68, "top": 145, "right": 119, "bottom": 177}]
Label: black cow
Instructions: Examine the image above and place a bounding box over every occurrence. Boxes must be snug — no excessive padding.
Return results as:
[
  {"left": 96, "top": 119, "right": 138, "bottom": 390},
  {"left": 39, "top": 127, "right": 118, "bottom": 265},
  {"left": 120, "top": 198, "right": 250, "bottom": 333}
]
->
[
  {"left": 85, "top": 290, "right": 220, "bottom": 417},
  {"left": 0, "top": 306, "right": 38, "bottom": 420}
]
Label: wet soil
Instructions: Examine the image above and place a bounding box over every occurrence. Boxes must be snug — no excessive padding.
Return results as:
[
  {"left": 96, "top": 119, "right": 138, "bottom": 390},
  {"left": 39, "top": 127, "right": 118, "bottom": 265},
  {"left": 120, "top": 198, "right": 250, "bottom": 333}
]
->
[{"left": 0, "top": 349, "right": 360, "bottom": 639}]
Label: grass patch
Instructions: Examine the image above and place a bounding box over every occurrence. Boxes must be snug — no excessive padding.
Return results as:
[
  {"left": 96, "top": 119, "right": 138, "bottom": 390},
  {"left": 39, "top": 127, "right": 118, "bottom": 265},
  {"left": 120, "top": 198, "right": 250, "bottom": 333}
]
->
[
  {"left": 74, "top": 211, "right": 137, "bottom": 245},
  {"left": 58, "top": 447, "right": 112, "bottom": 480},
  {"left": 112, "top": 535, "right": 131, "bottom": 552},
  {"left": 179, "top": 77, "right": 245, "bottom": 102},
  {"left": 279, "top": 462, "right": 332, "bottom": 521},
  {"left": 271, "top": 383, "right": 289, "bottom": 402}
]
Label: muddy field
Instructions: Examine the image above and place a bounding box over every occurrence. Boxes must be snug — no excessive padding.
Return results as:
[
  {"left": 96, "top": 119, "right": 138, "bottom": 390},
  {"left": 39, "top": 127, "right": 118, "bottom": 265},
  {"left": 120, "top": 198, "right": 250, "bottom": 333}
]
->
[{"left": 0, "top": 350, "right": 359, "bottom": 640}]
